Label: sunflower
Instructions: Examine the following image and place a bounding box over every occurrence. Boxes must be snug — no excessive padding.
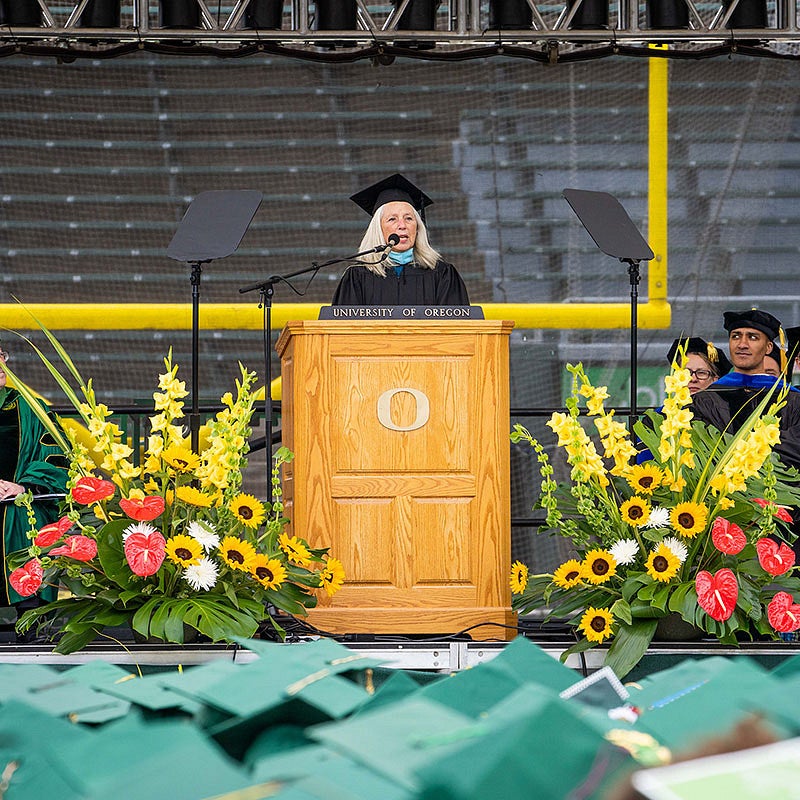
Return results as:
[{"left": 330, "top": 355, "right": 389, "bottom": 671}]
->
[
  {"left": 319, "top": 557, "right": 346, "bottom": 597},
  {"left": 552, "top": 559, "right": 585, "bottom": 589},
  {"left": 161, "top": 445, "right": 200, "bottom": 473},
  {"left": 510, "top": 561, "right": 529, "bottom": 594},
  {"left": 620, "top": 496, "right": 651, "bottom": 527},
  {"left": 582, "top": 549, "right": 617, "bottom": 584},
  {"left": 578, "top": 607, "right": 614, "bottom": 643},
  {"left": 670, "top": 501, "right": 709, "bottom": 538},
  {"left": 165, "top": 534, "right": 203, "bottom": 568},
  {"left": 175, "top": 485, "right": 213, "bottom": 508},
  {"left": 279, "top": 533, "right": 313, "bottom": 567},
  {"left": 250, "top": 554, "right": 287, "bottom": 590},
  {"left": 645, "top": 544, "right": 681, "bottom": 583},
  {"left": 219, "top": 535, "right": 257, "bottom": 571},
  {"left": 626, "top": 463, "right": 664, "bottom": 495},
  {"left": 229, "top": 493, "right": 266, "bottom": 529}
]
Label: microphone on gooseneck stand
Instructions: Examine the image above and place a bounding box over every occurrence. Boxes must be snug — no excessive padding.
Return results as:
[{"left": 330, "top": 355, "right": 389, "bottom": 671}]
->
[
  {"left": 379, "top": 233, "right": 401, "bottom": 262},
  {"left": 369, "top": 233, "right": 401, "bottom": 254}
]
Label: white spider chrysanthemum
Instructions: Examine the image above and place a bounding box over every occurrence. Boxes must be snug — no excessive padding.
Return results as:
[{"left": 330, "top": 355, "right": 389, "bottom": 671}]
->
[
  {"left": 645, "top": 506, "right": 671, "bottom": 529},
  {"left": 662, "top": 536, "right": 689, "bottom": 564},
  {"left": 609, "top": 538, "right": 639, "bottom": 565},
  {"left": 122, "top": 521, "right": 158, "bottom": 542},
  {"left": 187, "top": 520, "right": 220, "bottom": 552},
  {"left": 183, "top": 557, "right": 219, "bottom": 591}
]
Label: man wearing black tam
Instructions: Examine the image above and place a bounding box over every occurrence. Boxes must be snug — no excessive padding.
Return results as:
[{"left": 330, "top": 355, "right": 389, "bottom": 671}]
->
[
  {"left": 332, "top": 173, "right": 470, "bottom": 306},
  {"left": 691, "top": 308, "right": 800, "bottom": 468}
]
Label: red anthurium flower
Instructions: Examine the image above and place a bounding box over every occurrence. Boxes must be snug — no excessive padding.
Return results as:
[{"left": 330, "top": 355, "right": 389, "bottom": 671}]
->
[
  {"left": 710, "top": 517, "right": 747, "bottom": 555},
  {"left": 9, "top": 560, "right": 44, "bottom": 598},
  {"left": 124, "top": 531, "right": 166, "bottom": 577},
  {"left": 767, "top": 592, "right": 800, "bottom": 633},
  {"left": 753, "top": 498, "right": 793, "bottom": 524},
  {"left": 48, "top": 535, "right": 98, "bottom": 562},
  {"left": 119, "top": 495, "right": 165, "bottom": 522},
  {"left": 34, "top": 516, "right": 74, "bottom": 547},
  {"left": 72, "top": 476, "right": 116, "bottom": 505},
  {"left": 756, "top": 538, "right": 796, "bottom": 576},
  {"left": 695, "top": 568, "right": 738, "bottom": 622}
]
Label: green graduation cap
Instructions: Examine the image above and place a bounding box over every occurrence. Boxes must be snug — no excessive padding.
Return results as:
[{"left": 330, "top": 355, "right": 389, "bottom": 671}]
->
[
  {"left": 91, "top": 669, "right": 204, "bottom": 715},
  {"left": 0, "top": 662, "right": 131, "bottom": 725},
  {"left": 160, "top": 639, "right": 378, "bottom": 758},
  {"left": 309, "top": 698, "right": 476, "bottom": 792},
  {"left": 55, "top": 713, "right": 252, "bottom": 800},
  {"left": 416, "top": 636, "right": 577, "bottom": 718},
  {"left": 630, "top": 657, "right": 786, "bottom": 750},
  {"left": 250, "top": 745, "right": 414, "bottom": 800},
  {"left": 415, "top": 685, "right": 631, "bottom": 800}
]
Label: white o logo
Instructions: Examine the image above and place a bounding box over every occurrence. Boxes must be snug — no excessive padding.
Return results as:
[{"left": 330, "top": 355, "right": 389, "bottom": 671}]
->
[{"left": 376, "top": 388, "right": 430, "bottom": 431}]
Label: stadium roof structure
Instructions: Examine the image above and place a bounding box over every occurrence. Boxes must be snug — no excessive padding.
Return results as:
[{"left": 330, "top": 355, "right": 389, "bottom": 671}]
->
[{"left": 3, "top": 0, "right": 800, "bottom": 62}]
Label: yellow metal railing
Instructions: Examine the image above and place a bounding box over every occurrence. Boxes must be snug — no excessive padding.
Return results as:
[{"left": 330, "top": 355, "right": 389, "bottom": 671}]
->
[{"left": 2, "top": 298, "right": 671, "bottom": 332}]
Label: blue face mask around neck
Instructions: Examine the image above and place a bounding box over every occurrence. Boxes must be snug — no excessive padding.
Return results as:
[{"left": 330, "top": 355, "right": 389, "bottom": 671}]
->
[{"left": 389, "top": 248, "right": 415, "bottom": 266}]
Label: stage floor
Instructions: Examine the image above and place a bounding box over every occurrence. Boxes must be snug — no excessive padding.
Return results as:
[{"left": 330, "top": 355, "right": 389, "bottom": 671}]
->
[{"left": 1, "top": 637, "right": 798, "bottom": 677}]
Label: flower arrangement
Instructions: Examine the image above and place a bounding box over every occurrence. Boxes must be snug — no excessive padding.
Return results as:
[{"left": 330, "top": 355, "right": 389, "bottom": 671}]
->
[
  {"left": 5, "top": 327, "right": 344, "bottom": 654},
  {"left": 510, "top": 357, "right": 800, "bottom": 678}
]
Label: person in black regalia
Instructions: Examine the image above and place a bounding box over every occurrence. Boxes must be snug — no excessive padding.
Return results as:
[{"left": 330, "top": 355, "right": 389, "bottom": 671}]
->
[
  {"left": 666, "top": 336, "right": 732, "bottom": 395},
  {"left": 691, "top": 308, "right": 800, "bottom": 469},
  {"left": 331, "top": 173, "right": 470, "bottom": 307}
]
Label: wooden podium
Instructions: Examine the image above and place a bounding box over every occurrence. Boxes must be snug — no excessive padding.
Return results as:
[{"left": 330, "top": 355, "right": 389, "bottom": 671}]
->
[{"left": 275, "top": 319, "right": 516, "bottom": 641}]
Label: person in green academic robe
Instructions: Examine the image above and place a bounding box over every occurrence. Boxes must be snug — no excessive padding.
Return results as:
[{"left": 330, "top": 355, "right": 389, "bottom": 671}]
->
[{"left": 0, "top": 342, "right": 69, "bottom": 606}]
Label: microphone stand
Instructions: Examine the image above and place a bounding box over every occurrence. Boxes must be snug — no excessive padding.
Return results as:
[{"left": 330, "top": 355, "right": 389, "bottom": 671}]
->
[
  {"left": 239, "top": 242, "right": 393, "bottom": 503},
  {"left": 189, "top": 259, "right": 205, "bottom": 454},
  {"left": 623, "top": 257, "right": 641, "bottom": 435}
]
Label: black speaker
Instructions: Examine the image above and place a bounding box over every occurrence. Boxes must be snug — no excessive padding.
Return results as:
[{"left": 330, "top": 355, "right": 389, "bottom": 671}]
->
[
  {"left": 394, "top": 0, "right": 437, "bottom": 30},
  {"left": 245, "top": 0, "right": 282, "bottom": 29},
  {"left": 159, "top": 0, "right": 200, "bottom": 28},
  {"left": 77, "top": 0, "right": 121, "bottom": 27},
  {"left": 568, "top": 0, "right": 608, "bottom": 29},
  {"left": 724, "top": 0, "right": 767, "bottom": 27},
  {"left": 646, "top": 0, "right": 689, "bottom": 28},
  {"left": 489, "top": 0, "right": 532, "bottom": 29},
  {"left": 0, "top": 0, "right": 42, "bottom": 26},
  {"left": 315, "top": 0, "right": 356, "bottom": 29}
]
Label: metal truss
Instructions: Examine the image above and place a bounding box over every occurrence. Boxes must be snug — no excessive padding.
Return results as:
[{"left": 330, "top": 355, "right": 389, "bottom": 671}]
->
[{"left": 1, "top": 0, "right": 799, "bottom": 58}]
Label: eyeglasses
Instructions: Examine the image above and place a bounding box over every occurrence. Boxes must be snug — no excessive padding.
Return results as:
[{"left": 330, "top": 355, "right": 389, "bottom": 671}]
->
[
  {"left": 0, "top": 351, "right": 8, "bottom": 363},
  {"left": 687, "top": 368, "right": 713, "bottom": 380}
]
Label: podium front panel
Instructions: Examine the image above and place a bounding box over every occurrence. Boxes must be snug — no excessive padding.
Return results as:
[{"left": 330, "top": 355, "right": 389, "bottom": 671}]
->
[{"left": 276, "top": 320, "right": 516, "bottom": 640}]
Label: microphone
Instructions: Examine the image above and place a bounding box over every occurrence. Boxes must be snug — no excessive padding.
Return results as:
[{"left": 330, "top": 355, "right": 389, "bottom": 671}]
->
[{"left": 370, "top": 233, "right": 401, "bottom": 253}]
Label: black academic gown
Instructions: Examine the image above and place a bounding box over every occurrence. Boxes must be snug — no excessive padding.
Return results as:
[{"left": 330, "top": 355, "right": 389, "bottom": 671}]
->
[
  {"left": 690, "top": 373, "right": 800, "bottom": 469},
  {"left": 331, "top": 259, "right": 470, "bottom": 306}
]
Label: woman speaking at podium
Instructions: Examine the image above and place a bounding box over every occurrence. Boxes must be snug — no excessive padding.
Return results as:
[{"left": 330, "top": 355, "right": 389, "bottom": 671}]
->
[{"left": 331, "top": 173, "right": 470, "bottom": 307}]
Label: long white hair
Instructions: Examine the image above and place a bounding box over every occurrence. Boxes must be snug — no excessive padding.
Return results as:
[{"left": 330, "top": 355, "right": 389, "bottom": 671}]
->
[{"left": 355, "top": 204, "right": 442, "bottom": 276}]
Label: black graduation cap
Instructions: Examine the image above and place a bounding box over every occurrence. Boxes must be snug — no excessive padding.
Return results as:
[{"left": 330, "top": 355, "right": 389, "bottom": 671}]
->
[
  {"left": 764, "top": 344, "right": 781, "bottom": 371},
  {"left": 666, "top": 336, "right": 732, "bottom": 377},
  {"left": 350, "top": 173, "right": 433, "bottom": 218},
  {"left": 786, "top": 326, "right": 800, "bottom": 383},
  {"left": 723, "top": 308, "right": 782, "bottom": 340}
]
